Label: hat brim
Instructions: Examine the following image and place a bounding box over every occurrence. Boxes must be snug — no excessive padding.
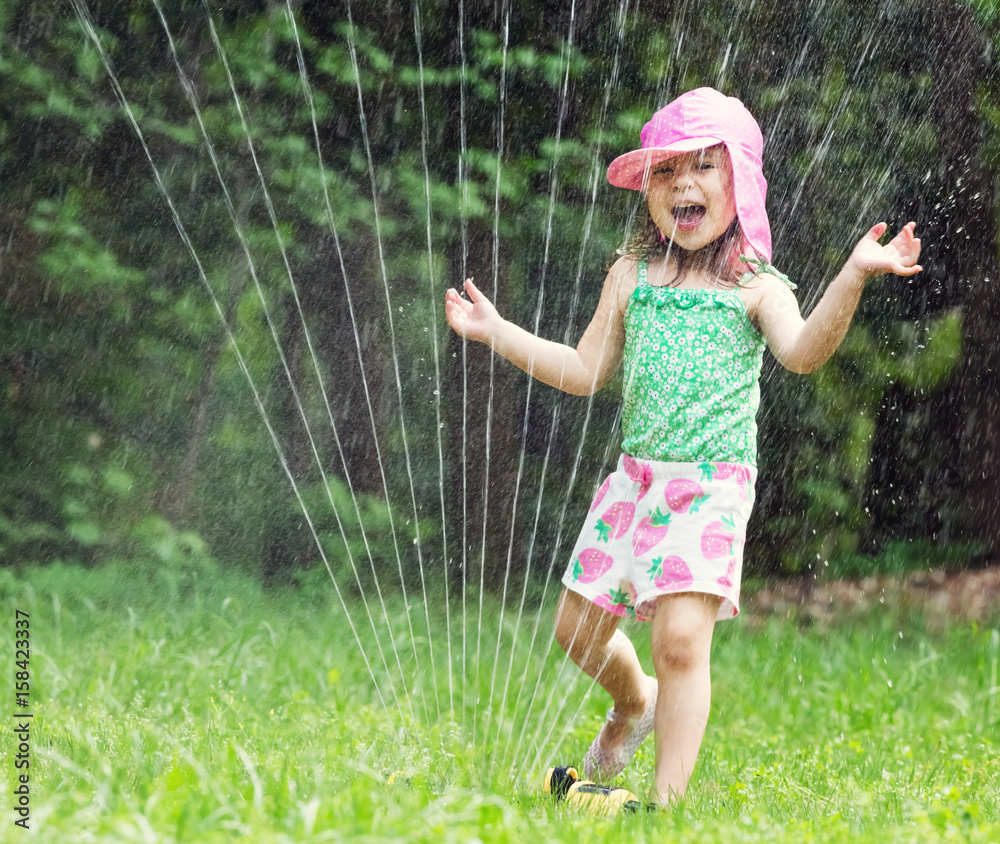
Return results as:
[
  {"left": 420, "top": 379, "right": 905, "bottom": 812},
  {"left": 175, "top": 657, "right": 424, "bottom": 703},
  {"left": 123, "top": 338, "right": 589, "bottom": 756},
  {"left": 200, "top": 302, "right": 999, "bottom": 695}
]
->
[{"left": 606, "top": 136, "right": 723, "bottom": 191}]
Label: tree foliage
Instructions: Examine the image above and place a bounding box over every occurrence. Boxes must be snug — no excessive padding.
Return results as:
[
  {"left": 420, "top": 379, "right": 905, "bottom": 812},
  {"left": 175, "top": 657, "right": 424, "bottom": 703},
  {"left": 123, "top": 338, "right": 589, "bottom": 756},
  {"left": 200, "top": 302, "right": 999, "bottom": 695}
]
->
[{"left": 2, "top": 0, "right": 997, "bottom": 589}]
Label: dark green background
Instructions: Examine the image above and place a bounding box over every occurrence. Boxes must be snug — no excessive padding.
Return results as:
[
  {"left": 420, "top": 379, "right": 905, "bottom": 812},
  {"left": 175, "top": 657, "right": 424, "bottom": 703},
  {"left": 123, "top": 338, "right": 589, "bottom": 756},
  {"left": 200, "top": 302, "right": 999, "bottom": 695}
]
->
[{"left": 3, "top": 0, "right": 999, "bottom": 597}]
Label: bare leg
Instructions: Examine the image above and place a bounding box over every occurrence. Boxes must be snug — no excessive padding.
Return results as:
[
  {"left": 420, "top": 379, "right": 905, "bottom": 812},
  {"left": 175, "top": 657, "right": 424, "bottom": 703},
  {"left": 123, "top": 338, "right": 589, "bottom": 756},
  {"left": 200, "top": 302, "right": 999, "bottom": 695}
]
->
[
  {"left": 648, "top": 592, "right": 721, "bottom": 804},
  {"left": 553, "top": 588, "right": 655, "bottom": 752}
]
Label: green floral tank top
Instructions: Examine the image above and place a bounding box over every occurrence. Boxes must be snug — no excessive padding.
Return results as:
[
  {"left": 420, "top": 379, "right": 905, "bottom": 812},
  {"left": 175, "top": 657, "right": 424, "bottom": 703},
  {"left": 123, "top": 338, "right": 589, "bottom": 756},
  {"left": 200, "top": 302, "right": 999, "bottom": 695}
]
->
[{"left": 621, "top": 260, "right": 785, "bottom": 467}]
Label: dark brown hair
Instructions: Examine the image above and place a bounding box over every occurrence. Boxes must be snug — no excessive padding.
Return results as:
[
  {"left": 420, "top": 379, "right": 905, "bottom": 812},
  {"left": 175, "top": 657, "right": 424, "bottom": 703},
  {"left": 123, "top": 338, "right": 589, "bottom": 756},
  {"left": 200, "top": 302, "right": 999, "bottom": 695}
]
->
[{"left": 616, "top": 207, "right": 747, "bottom": 288}]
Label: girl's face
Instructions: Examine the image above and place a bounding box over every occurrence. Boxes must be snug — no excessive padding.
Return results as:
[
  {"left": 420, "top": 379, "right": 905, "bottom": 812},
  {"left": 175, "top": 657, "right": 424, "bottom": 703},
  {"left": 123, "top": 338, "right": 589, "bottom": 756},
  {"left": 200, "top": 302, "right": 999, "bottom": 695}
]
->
[{"left": 644, "top": 145, "right": 738, "bottom": 252}]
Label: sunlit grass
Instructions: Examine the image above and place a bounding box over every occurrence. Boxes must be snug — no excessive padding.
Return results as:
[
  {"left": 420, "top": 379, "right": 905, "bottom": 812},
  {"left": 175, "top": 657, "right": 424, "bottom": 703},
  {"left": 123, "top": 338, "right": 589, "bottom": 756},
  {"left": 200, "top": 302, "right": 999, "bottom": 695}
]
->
[{"left": 0, "top": 560, "right": 997, "bottom": 842}]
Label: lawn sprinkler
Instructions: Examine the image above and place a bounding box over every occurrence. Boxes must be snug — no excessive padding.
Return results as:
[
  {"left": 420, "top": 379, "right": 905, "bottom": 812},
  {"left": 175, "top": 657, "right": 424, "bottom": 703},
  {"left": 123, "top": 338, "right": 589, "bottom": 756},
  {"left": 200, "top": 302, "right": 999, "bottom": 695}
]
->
[{"left": 543, "top": 766, "right": 653, "bottom": 816}]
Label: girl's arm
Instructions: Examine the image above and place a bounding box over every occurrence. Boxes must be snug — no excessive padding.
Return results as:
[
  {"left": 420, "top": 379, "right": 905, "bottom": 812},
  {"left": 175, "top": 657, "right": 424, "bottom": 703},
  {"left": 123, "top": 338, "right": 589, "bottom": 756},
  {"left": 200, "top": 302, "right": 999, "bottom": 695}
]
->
[
  {"left": 755, "top": 222, "right": 922, "bottom": 374},
  {"left": 443, "top": 258, "right": 632, "bottom": 396}
]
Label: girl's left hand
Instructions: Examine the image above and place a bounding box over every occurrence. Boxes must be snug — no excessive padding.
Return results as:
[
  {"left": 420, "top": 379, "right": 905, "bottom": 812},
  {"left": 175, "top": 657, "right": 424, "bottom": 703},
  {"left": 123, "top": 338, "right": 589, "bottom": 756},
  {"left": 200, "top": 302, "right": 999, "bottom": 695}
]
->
[{"left": 849, "top": 222, "right": 923, "bottom": 279}]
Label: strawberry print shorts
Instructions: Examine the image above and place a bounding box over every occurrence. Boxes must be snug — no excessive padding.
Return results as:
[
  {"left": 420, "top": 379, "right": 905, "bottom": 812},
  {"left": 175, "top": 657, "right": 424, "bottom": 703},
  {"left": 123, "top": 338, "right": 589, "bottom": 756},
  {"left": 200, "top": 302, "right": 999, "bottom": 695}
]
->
[{"left": 561, "top": 454, "right": 756, "bottom": 622}]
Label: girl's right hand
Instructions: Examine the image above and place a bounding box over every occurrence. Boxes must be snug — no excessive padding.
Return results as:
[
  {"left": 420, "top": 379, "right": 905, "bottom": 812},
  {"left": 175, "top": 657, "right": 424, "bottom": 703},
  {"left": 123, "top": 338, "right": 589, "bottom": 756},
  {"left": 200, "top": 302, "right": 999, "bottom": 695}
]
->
[{"left": 444, "top": 278, "right": 500, "bottom": 345}]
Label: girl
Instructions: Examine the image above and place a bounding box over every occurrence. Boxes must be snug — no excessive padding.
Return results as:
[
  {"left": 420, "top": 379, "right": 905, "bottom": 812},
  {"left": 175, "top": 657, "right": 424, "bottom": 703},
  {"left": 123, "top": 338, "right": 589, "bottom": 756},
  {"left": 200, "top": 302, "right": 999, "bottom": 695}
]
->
[{"left": 443, "top": 87, "right": 922, "bottom": 805}]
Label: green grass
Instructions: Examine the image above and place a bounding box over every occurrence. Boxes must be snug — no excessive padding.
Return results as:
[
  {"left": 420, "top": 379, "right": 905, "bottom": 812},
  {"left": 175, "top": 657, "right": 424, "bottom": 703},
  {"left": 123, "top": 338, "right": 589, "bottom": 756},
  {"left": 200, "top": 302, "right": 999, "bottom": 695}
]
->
[{"left": 0, "top": 560, "right": 998, "bottom": 843}]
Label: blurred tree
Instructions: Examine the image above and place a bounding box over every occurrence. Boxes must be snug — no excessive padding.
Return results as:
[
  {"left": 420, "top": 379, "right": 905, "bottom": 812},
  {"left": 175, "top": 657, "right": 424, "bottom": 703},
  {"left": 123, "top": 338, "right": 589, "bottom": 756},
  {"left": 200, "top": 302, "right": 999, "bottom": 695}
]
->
[
  {"left": 3, "top": 0, "right": 999, "bottom": 590},
  {"left": 945, "top": 0, "right": 1000, "bottom": 567}
]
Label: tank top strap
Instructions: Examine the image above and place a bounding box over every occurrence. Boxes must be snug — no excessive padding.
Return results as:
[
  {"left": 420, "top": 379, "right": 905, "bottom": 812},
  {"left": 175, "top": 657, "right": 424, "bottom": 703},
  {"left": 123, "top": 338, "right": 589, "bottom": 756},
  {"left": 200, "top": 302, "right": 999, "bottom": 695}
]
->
[{"left": 637, "top": 259, "right": 648, "bottom": 287}]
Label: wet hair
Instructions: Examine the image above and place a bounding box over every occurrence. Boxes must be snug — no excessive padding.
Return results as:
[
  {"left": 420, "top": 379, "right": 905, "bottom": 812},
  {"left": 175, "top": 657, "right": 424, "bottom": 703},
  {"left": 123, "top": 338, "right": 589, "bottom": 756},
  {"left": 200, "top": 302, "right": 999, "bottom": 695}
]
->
[{"left": 616, "top": 208, "right": 746, "bottom": 288}]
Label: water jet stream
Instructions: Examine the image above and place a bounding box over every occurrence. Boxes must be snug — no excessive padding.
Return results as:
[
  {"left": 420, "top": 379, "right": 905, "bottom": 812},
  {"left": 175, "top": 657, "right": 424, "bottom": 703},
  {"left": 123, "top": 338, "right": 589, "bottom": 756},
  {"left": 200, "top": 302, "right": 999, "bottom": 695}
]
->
[
  {"left": 343, "top": 0, "right": 441, "bottom": 723},
  {"left": 281, "top": 2, "right": 440, "bottom": 718},
  {"left": 68, "top": 0, "right": 681, "bottom": 784},
  {"left": 487, "top": 0, "right": 581, "bottom": 773},
  {"left": 475, "top": 1, "right": 511, "bottom": 757},
  {"left": 68, "top": 0, "right": 398, "bottom": 732},
  {"left": 156, "top": 0, "right": 418, "bottom": 727},
  {"left": 411, "top": 0, "right": 455, "bottom": 720},
  {"left": 504, "top": 0, "right": 635, "bottom": 778}
]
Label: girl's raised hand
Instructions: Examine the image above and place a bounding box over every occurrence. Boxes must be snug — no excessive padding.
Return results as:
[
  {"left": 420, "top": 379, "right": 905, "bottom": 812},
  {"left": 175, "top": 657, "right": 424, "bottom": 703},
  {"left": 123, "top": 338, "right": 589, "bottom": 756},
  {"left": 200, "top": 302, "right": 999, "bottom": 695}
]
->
[
  {"left": 849, "top": 222, "right": 923, "bottom": 279},
  {"left": 444, "top": 278, "right": 500, "bottom": 345}
]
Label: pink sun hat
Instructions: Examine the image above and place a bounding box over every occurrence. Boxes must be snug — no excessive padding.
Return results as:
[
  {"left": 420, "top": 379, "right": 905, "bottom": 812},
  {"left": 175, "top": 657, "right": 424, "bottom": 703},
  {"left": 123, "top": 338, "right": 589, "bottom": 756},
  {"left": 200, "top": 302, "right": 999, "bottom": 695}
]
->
[{"left": 606, "top": 87, "right": 771, "bottom": 262}]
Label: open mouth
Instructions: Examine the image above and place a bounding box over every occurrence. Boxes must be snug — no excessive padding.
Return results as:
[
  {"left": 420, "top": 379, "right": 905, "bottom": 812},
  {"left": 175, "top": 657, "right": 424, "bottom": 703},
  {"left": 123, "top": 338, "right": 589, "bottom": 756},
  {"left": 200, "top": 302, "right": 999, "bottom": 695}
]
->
[{"left": 671, "top": 204, "right": 706, "bottom": 228}]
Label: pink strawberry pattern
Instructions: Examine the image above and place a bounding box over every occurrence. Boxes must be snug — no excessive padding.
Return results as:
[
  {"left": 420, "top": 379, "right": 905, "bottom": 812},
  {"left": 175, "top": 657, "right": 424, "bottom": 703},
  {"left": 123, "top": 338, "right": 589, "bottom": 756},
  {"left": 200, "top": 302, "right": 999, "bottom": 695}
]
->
[
  {"left": 664, "top": 479, "right": 709, "bottom": 514},
  {"left": 622, "top": 455, "right": 654, "bottom": 501},
  {"left": 701, "top": 514, "right": 737, "bottom": 559},
  {"left": 717, "top": 555, "right": 738, "bottom": 592},
  {"left": 607, "top": 585, "right": 638, "bottom": 619},
  {"left": 593, "top": 593, "right": 624, "bottom": 615},
  {"left": 699, "top": 462, "right": 751, "bottom": 502},
  {"left": 594, "top": 501, "right": 636, "bottom": 542},
  {"left": 567, "top": 458, "right": 756, "bottom": 621},
  {"left": 647, "top": 555, "right": 693, "bottom": 590},
  {"left": 631, "top": 506, "right": 672, "bottom": 556},
  {"left": 608, "top": 586, "right": 630, "bottom": 604},
  {"left": 572, "top": 548, "right": 614, "bottom": 584},
  {"left": 590, "top": 476, "right": 612, "bottom": 512}
]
